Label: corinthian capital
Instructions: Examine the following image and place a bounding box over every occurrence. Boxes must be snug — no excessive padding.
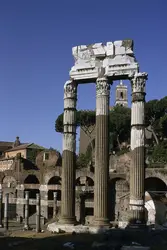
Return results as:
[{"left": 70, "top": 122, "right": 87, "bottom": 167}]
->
[
  {"left": 64, "top": 80, "right": 77, "bottom": 99},
  {"left": 96, "top": 77, "right": 110, "bottom": 96},
  {"left": 130, "top": 72, "right": 148, "bottom": 93}
]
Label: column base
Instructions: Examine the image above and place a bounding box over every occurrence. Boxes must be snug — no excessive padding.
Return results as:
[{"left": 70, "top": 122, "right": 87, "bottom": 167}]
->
[
  {"left": 93, "top": 217, "right": 110, "bottom": 227},
  {"left": 59, "top": 216, "right": 77, "bottom": 225}
]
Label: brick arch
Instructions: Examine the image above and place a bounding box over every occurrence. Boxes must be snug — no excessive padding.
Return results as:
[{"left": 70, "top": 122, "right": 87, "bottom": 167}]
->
[
  {"left": 44, "top": 168, "right": 62, "bottom": 185},
  {"left": 4, "top": 170, "right": 20, "bottom": 183},
  {"left": 23, "top": 173, "right": 40, "bottom": 184},
  {"left": 21, "top": 172, "right": 40, "bottom": 184},
  {"left": 76, "top": 170, "right": 94, "bottom": 181},
  {"left": 145, "top": 171, "right": 167, "bottom": 187},
  {"left": 2, "top": 175, "right": 17, "bottom": 188}
]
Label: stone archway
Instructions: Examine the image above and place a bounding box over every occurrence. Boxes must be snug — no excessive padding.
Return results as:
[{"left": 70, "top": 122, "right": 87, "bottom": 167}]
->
[
  {"left": 75, "top": 175, "right": 94, "bottom": 225},
  {"left": 47, "top": 175, "right": 62, "bottom": 219},
  {"left": 145, "top": 177, "right": 167, "bottom": 226},
  {"left": 24, "top": 174, "right": 40, "bottom": 216},
  {"left": 24, "top": 175, "right": 40, "bottom": 184},
  {"left": 2, "top": 176, "right": 17, "bottom": 188},
  {"left": 47, "top": 176, "right": 61, "bottom": 201}
]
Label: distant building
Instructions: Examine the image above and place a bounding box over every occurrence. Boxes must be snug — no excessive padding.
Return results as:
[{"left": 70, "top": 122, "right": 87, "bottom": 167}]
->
[
  {"left": 0, "top": 137, "right": 45, "bottom": 164},
  {"left": 115, "top": 80, "right": 128, "bottom": 107}
]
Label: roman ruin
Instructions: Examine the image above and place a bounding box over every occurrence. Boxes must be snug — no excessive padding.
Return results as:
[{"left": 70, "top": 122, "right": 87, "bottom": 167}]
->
[
  {"left": 0, "top": 40, "right": 167, "bottom": 233},
  {"left": 59, "top": 39, "right": 147, "bottom": 229}
]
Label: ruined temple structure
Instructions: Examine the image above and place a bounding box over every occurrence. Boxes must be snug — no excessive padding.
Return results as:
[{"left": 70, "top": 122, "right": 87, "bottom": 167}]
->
[
  {"left": 1, "top": 40, "right": 167, "bottom": 231},
  {"left": 60, "top": 39, "right": 148, "bottom": 228}
]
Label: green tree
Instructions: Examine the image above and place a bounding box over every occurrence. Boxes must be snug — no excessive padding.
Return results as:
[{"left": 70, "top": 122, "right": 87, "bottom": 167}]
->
[
  {"left": 159, "top": 114, "right": 167, "bottom": 138},
  {"left": 109, "top": 106, "right": 131, "bottom": 150},
  {"left": 145, "top": 97, "right": 167, "bottom": 144}
]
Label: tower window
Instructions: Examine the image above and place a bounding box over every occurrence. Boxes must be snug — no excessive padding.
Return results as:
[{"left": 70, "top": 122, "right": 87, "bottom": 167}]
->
[{"left": 120, "top": 92, "right": 123, "bottom": 99}]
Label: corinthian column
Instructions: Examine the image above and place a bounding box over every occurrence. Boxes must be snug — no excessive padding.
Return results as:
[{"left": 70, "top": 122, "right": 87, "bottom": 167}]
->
[
  {"left": 60, "top": 80, "right": 77, "bottom": 224},
  {"left": 94, "top": 77, "right": 110, "bottom": 226},
  {"left": 129, "top": 72, "right": 148, "bottom": 226}
]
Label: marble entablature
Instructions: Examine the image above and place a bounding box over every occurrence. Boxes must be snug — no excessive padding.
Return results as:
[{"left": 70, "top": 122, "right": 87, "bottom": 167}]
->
[{"left": 70, "top": 40, "right": 139, "bottom": 82}]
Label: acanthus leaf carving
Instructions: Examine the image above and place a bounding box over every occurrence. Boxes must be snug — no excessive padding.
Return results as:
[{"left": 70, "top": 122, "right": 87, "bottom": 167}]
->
[{"left": 96, "top": 77, "right": 110, "bottom": 96}]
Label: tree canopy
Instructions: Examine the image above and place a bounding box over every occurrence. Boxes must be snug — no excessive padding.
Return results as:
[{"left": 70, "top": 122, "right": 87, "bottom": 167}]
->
[{"left": 55, "top": 96, "right": 167, "bottom": 164}]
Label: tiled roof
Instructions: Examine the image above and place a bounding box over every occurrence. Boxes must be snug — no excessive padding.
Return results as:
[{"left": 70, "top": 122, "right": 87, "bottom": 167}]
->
[
  {"left": 5, "top": 143, "right": 46, "bottom": 152},
  {"left": 0, "top": 141, "right": 13, "bottom": 147},
  {"left": 5, "top": 143, "right": 31, "bottom": 152}
]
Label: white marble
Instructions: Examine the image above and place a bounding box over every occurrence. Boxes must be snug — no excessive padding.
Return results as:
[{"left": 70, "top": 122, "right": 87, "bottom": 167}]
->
[
  {"left": 70, "top": 40, "right": 139, "bottom": 81},
  {"left": 63, "top": 134, "right": 76, "bottom": 152},
  {"left": 47, "top": 223, "right": 109, "bottom": 234},
  {"left": 131, "top": 102, "right": 144, "bottom": 125},
  {"left": 118, "top": 221, "right": 128, "bottom": 228},
  {"left": 96, "top": 96, "right": 109, "bottom": 116},
  {"left": 129, "top": 205, "right": 144, "bottom": 211},
  {"left": 130, "top": 199, "right": 144, "bottom": 205},
  {"left": 131, "top": 72, "right": 148, "bottom": 93},
  {"left": 64, "top": 80, "right": 77, "bottom": 99},
  {"left": 131, "top": 127, "right": 145, "bottom": 150}
]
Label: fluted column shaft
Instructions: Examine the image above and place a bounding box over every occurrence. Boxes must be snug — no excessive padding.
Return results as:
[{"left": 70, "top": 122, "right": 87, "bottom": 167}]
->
[
  {"left": 129, "top": 72, "right": 148, "bottom": 225},
  {"left": 94, "top": 77, "right": 110, "bottom": 226},
  {"left": 60, "top": 80, "right": 77, "bottom": 224}
]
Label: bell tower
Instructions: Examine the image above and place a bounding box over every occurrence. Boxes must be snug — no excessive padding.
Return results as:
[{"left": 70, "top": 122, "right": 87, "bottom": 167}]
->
[{"left": 115, "top": 80, "right": 128, "bottom": 107}]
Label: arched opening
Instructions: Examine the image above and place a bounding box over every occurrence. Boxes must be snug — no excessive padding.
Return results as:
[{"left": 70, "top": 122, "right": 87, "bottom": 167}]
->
[
  {"left": 120, "top": 91, "right": 123, "bottom": 99},
  {"left": 48, "top": 176, "right": 61, "bottom": 185},
  {"left": 145, "top": 177, "right": 167, "bottom": 226},
  {"left": 109, "top": 178, "right": 129, "bottom": 222},
  {"left": 24, "top": 175, "right": 39, "bottom": 184},
  {"left": 76, "top": 176, "right": 94, "bottom": 224},
  {"left": 75, "top": 176, "right": 94, "bottom": 186},
  {"left": 86, "top": 177, "right": 94, "bottom": 186},
  {"left": 47, "top": 176, "right": 61, "bottom": 219},
  {"left": 2, "top": 176, "right": 17, "bottom": 188},
  {"left": 145, "top": 177, "right": 167, "bottom": 192},
  {"left": 24, "top": 175, "right": 40, "bottom": 217}
]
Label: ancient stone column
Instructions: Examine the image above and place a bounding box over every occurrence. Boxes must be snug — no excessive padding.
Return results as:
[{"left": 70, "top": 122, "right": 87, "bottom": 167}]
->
[
  {"left": 4, "top": 193, "right": 9, "bottom": 230},
  {"left": 53, "top": 192, "right": 57, "bottom": 218},
  {"left": 0, "top": 190, "right": 3, "bottom": 227},
  {"left": 16, "top": 184, "right": 24, "bottom": 222},
  {"left": 60, "top": 80, "right": 77, "bottom": 225},
  {"left": 36, "top": 193, "right": 41, "bottom": 232},
  {"left": 40, "top": 185, "right": 48, "bottom": 220},
  {"left": 24, "top": 191, "right": 29, "bottom": 230},
  {"left": 129, "top": 72, "right": 148, "bottom": 226},
  {"left": 94, "top": 77, "right": 111, "bottom": 226}
]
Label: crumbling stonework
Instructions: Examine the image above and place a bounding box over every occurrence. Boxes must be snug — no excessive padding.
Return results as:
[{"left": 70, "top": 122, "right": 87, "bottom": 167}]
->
[
  {"left": 1, "top": 40, "right": 167, "bottom": 230},
  {"left": 0, "top": 137, "right": 167, "bottom": 227}
]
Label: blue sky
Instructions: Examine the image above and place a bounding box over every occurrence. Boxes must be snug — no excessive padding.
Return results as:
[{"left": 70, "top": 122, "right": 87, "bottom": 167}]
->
[{"left": 0, "top": 0, "right": 167, "bottom": 152}]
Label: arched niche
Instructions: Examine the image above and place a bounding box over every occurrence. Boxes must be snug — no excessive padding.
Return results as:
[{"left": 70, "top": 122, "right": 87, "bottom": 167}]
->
[
  {"left": 48, "top": 176, "right": 61, "bottom": 185},
  {"left": 24, "top": 175, "right": 40, "bottom": 184},
  {"left": 145, "top": 177, "right": 167, "bottom": 227}
]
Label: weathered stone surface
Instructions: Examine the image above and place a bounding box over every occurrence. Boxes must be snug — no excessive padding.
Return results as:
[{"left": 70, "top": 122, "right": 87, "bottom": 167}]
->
[
  {"left": 47, "top": 223, "right": 111, "bottom": 234},
  {"left": 70, "top": 40, "right": 139, "bottom": 81}
]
